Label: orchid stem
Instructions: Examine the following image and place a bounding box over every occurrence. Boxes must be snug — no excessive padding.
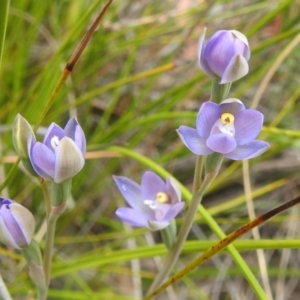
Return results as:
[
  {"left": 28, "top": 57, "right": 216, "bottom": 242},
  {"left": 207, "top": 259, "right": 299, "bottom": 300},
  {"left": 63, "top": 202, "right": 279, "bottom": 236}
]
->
[
  {"left": 160, "top": 220, "right": 177, "bottom": 249},
  {"left": 41, "top": 181, "right": 51, "bottom": 218},
  {"left": 43, "top": 210, "right": 59, "bottom": 287},
  {"left": 192, "top": 155, "right": 204, "bottom": 195},
  {"left": 37, "top": 291, "right": 47, "bottom": 300},
  {"left": 146, "top": 156, "right": 222, "bottom": 295},
  {"left": 43, "top": 202, "right": 66, "bottom": 291},
  {"left": 211, "top": 79, "right": 231, "bottom": 102}
]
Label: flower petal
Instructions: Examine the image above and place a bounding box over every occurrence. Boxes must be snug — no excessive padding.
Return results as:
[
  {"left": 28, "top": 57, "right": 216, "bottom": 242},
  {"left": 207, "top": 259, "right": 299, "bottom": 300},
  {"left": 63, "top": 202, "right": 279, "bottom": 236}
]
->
[
  {"left": 200, "top": 54, "right": 216, "bottom": 78},
  {"left": 220, "top": 98, "right": 245, "bottom": 114},
  {"left": 54, "top": 138, "right": 85, "bottom": 183},
  {"left": 197, "top": 102, "right": 221, "bottom": 138},
  {"left": 206, "top": 134, "right": 237, "bottom": 154},
  {"left": 199, "top": 29, "right": 220, "bottom": 78},
  {"left": 204, "top": 31, "right": 236, "bottom": 77},
  {"left": 113, "top": 175, "right": 148, "bottom": 211},
  {"left": 147, "top": 220, "right": 170, "bottom": 231},
  {"left": 177, "top": 126, "right": 213, "bottom": 155},
  {"left": 224, "top": 140, "right": 270, "bottom": 160},
  {"left": 230, "top": 30, "right": 250, "bottom": 59},
  {"left": 0, "top": 215, "right": 19, "bottom": 249},
  {"left": 155, "top": 203, "right": 171, "bottom": 221},
  {"left": 9, "top": 203, "right": 35, "bottom": 246},
  {"left": 30, "top": 142, "right": 56, "bottom": 180},
  {"left": 64, "top": 118, "right": 86, "bottom": 155},
  {"left": 115, "top": 207, "right": 153, "bottom": 227},
  {"left": 141, "top": 171, "right": 166, "bottom": 200},
  {"left": 43, "top": 123, "right": 65, "bottom": 150},
  {"left": 163, "top": 202, "right": 185, "bottom": 222},
  {"left": 234, "top": 109, "right": 264, "bottom": 145},
  {"left": 0, "top": 203, "right": 25, "bottom": 248},
  {"left": 197, "top": 27, "right": 207, "bottom": 63},
  {"left": 166, "top": 177, "right": 181, "bottom": 204},
  {"left": 220, "top": 54, "right": 249, "bottom": 84}
]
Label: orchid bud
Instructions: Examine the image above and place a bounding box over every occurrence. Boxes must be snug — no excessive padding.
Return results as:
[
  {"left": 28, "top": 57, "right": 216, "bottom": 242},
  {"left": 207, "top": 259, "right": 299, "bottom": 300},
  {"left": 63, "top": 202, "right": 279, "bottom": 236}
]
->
[
  {"left": 28, "top": 118, "right": 86, "bottom": 183},
  {"left": 12, "top": 114, "right": 38, "bottom": 177},
  {"left": 0, "top": 197, "right": 35, "bottom": 249},
  {"left": 198, "top": 29, "right": 250, "bottom": 84},
  {"left": 13, "top": 114, "right": 34, "bottom": 159}
]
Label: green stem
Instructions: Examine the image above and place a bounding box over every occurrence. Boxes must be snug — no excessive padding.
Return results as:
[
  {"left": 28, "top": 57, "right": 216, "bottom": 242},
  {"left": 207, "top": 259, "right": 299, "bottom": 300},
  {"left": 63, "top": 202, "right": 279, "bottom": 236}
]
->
[
  {"left": 37, "top": 291, "right": 47, "bottom": 300},
  {"left": 147, "top": 158, "right": 222, "bottom": 295},
  {"left": 43, "top": 202, "right": 66, "bottom": 289},
  {"left": 211, "top": 79, "right": 231, "bottom": 102},
  {"left": 192, "top": 156, "right": 204, "bottom": 195},
  {"left": 43, "top": 210, "right": 58, "bottom": 286},
  {"left": 41, "top": 181, "right": 51, "bottom": 218},
  {"left": 160, "top": 220, "right": 177, "bottom": 249}
]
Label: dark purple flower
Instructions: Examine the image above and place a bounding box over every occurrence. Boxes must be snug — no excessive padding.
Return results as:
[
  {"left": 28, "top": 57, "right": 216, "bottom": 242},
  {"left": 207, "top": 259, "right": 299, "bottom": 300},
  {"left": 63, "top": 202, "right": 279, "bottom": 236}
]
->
[
  {"left": 0, "top": 197, "right": 35, "bottom": 249},
  {"left": 114, "top": 171, "right": 184, "bottom": 231},
  {"left": 177, "top": 99, "right": 269, "bottom": 160},
  {"left": 28, "top": 118, "right": 86, "bottom": 183},
  {"left": 198, "top": 29, "right": 250, "bottom": 83}
]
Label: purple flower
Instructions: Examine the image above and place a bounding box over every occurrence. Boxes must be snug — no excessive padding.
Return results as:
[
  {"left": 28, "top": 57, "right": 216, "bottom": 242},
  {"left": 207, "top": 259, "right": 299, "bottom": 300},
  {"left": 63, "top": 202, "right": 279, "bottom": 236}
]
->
[
  {"left": 177, "top": 99, "right": 269, "bottom": 160},
  {"left": 28, "top": 118, "right": 86, "bottom": 183},
  {"left": 198, "top": 29, "right": 250, "bottom": 84},
  {"left": 0, "top": 197, "right": 35, "bottom": 249},
  {"left": 114, "top": 171, "right": 184, "bottom": 231}
]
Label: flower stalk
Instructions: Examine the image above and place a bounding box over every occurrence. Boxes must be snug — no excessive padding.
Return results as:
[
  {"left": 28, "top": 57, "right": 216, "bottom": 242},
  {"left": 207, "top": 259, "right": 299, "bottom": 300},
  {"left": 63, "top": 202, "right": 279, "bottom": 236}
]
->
[
  {"left": 211, "top": 79, "right": 231, "bottom": 103},
  {"left": 41, "top": 181, "right": 51, "bottom": 218},
  {"left": 43, "top": 200, "right": 66, "bottom": 288},
  {"left": 160, "top": 220, "right": 177, "bottom": 249},
  {"left": 147, "top": 155, "right": 223, "bottom": 294}
]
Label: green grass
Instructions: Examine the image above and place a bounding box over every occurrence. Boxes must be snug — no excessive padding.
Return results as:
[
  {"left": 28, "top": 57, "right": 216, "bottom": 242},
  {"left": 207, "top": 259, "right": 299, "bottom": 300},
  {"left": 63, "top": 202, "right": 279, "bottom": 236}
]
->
[{"left": 1, "top": 0, "right": 300, "bottom": 299}]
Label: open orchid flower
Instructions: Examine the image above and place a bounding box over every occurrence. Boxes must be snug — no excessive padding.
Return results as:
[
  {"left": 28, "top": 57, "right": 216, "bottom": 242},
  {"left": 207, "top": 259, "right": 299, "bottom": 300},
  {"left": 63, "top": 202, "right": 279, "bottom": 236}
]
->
[
  {"left": 28, "top": 118, "right": 86, "bottom": 183},
  {"left": 114, "top": 171, "right": 184, "bottom": 231},
  {"left": 198, "top": 29, "right": 250, "bottom": 84},
  {"left": 177, "top": 99, "right": 269, "bottom": 160}
]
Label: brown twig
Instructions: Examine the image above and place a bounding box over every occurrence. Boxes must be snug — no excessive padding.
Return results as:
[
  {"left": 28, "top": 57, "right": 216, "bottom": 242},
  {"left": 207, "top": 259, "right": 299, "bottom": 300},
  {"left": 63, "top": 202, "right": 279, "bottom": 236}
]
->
[
  {"left": 145, "top": 194, "right": 300, "bottom": 299},
  {"left": 34, "top": 0, "right": 113, "bottom": 131}
]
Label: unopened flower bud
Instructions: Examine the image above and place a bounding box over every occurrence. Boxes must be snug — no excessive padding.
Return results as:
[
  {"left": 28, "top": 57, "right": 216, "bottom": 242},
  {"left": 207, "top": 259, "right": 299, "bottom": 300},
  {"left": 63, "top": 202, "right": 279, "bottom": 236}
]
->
[
  {"left": 13, "top": 114, "right": 34, "bottom": 160},
  {"left": 0, "top": 197, "right": 35, "bottom": 249},
  {"left": 12, "top": 114, "right": 38, "bottom": 176},
  {"left": 198, "top": 29, "right": 250, "bottom": 84}
]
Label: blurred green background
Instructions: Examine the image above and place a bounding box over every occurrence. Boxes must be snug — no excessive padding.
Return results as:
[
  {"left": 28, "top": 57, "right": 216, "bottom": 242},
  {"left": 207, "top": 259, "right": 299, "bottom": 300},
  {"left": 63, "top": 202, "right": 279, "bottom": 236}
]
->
[{"left": 1, "top": 0, "right": 300, "bottom": 299}]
